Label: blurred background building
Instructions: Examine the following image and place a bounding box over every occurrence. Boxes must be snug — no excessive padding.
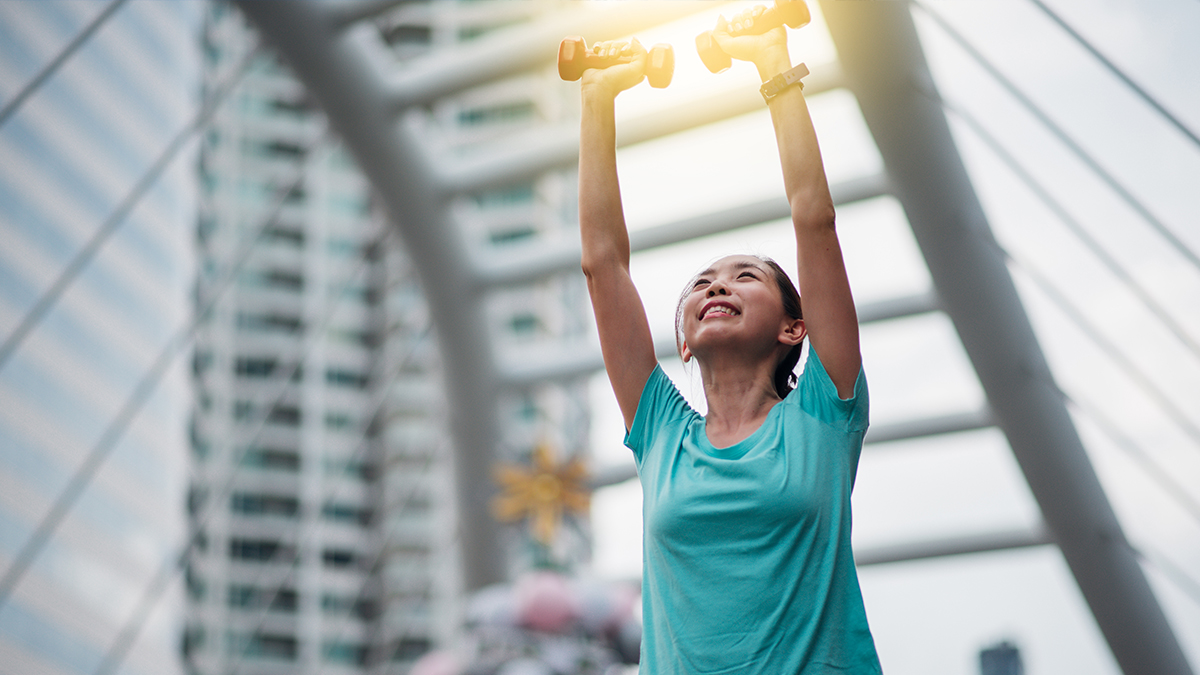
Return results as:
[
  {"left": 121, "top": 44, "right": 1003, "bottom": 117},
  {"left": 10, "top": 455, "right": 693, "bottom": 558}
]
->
[
  {"left": 184, "top": 3, "right": 589, "bottom": 673},
  {"left": 1, "top": 2, "right": 1198, "bottom": 675}
]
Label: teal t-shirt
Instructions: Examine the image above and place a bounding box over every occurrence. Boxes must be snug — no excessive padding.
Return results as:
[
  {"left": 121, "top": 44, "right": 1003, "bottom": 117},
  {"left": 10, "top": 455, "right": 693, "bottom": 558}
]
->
[{"left": 625, "top": 347, "right": 881, "bottom": 674}]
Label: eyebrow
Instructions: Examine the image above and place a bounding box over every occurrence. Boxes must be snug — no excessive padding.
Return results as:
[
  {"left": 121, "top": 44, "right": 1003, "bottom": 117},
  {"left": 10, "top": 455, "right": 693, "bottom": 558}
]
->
[{"left": 696, "top": 260, "right": 765, "bottom": 278}]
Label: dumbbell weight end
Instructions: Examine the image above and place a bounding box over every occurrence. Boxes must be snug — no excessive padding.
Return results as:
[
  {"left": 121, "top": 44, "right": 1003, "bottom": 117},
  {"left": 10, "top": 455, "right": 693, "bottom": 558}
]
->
[
  {"left": 695, "top": 31, "right": 731, "bottom": 74},
  {"left": 645, "top": 44, "right": 675, "bottom": 88}
]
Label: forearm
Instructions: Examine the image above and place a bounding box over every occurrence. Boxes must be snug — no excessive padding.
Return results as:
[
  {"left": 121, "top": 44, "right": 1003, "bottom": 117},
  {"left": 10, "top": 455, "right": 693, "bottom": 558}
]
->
[
  {"left": 577, "top": 80, "right": 657, "bottom": 426},
  {"left": 758, "top": 49, "right": 860, "bottom": 393},
  {"left": 578, "top": 84, "right": 631, "bottom": 275},
  {"left": 757, "top": 51, "right": 835, "bottom": 232}
]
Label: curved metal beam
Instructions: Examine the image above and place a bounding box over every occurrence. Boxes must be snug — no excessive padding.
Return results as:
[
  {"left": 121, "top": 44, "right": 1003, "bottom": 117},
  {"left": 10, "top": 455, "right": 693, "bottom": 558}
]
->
[{"left": 820, "top": 3, "right": 1191, "bottom": 673}]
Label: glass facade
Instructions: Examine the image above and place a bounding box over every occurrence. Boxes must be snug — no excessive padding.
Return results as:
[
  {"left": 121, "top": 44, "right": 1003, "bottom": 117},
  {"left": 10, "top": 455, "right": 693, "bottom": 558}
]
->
[{"left": 0, "top": 1, "right": 203, "bottom": 674}]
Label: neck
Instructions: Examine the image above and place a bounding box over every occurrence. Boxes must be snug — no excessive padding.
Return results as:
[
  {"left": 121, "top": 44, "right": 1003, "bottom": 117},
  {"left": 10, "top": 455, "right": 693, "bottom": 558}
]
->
[{"left": 697, "top": 355, "right": 781, "bottom": 434}]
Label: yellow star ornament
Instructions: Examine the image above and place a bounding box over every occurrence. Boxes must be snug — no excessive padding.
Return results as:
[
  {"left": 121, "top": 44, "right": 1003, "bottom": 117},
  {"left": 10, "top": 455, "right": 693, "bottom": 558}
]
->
[{"left": 492, "top": 443, "right": 591, "bottom": 545}]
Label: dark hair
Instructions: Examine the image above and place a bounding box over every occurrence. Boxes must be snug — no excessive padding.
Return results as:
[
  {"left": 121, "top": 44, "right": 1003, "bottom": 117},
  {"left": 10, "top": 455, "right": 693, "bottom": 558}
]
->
[{"left": 674, "top": 255, "right": 804, "bottom": 399}]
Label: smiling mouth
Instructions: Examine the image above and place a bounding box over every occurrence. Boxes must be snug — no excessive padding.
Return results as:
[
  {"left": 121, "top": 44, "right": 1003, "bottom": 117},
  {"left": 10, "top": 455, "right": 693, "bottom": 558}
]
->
[{"left": 701, "top": 304, "right": 739, "bottom": 319}]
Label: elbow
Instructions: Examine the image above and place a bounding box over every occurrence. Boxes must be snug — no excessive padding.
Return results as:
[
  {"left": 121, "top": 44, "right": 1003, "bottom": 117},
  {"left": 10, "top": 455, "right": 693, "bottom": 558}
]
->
[
  {"left": 579, "top": 237, "right": 629, "bottom": 282},
  {"left": 580, "top": 251, "right": 613, "bottom": 286},
  {"left": 580, "top": 257, "right": 599, "bottom": 284},
  {"left": 791, "top": 194, "right": 837, "bottom": 234}
]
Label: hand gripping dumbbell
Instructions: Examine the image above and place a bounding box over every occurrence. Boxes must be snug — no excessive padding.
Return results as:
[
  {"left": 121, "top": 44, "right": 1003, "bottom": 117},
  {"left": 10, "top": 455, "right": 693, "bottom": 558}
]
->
[
  {"left": 558, "top": 37, "right": 675, "bottom": 89},
  {"left": 695, "top": 0, "right": 811, "bottom": 74}
]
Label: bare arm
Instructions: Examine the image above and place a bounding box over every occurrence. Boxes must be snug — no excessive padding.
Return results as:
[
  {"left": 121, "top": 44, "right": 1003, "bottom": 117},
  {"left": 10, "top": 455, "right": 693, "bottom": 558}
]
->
[
  {"left": 715, "top": 12, "right": 861, "bottom": 397},
  {"left": 578, "top": 41, "right": 658, "bottom": 429}
]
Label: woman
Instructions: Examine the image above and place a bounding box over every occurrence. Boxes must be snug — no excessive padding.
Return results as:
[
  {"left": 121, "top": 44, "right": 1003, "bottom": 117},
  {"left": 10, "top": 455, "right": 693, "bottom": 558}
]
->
[{"left": 578, "top": 7, "right": 882, "bottom": 674}]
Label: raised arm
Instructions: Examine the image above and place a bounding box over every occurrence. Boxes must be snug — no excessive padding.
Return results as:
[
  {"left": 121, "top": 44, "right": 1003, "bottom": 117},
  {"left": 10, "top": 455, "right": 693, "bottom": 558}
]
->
[
  {"left": 578, "top": 40, "right": 658, "bottom": 429},
  {"left": 714, "top": 10, "right": 861, "bottom": 397}
]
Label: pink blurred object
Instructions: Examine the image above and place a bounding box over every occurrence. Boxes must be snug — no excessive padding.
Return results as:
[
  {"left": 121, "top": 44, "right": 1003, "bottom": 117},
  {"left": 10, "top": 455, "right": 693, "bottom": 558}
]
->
[
  {"left": 515, "top": 571, "right": 579, "bottom": 633},
  {"left": 410, "top": 650, "right": 462, "bottom": 675},
  {"left": 576, "top": 579, "right": 637, "bottom": 634}
]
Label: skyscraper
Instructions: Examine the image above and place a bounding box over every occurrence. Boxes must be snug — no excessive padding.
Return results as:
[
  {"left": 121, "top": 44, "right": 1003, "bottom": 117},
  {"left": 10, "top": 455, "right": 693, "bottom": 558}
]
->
[
  {"left": 0, "top": 2, "right": 203, "bottom": 674},
  {"left": 184, "top": 2, "right": 592, "bottom": 673},
  {"left": 185, "top": 4, "right": 418, "bottom": 671}
]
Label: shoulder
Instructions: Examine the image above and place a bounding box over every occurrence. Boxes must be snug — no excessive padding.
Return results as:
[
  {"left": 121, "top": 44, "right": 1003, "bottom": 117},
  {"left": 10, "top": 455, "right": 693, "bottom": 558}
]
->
[
  {"left": 624, "top": 365, "right": 697, "bottom": 458},
  {"left": 787, "top": 345, "right": 868, "bottom": 432}
]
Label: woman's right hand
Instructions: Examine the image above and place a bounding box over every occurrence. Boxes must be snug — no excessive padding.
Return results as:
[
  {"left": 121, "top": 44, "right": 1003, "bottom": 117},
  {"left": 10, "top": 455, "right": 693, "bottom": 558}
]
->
[
  {"left": 580, "top": 39, "right": 649, "bottom": 98},
  {"left": 712, "top": 6, "right": 791, "bottom": 77}
]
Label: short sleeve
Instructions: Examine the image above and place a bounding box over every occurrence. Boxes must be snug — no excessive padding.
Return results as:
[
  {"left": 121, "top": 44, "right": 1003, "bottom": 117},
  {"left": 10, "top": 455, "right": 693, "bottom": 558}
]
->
[
  {"left": 623, "top": 364, "right": 694, "bottom": 466},
  {"left": 793, "top": 346, "right": 869, "bottom": 433}
]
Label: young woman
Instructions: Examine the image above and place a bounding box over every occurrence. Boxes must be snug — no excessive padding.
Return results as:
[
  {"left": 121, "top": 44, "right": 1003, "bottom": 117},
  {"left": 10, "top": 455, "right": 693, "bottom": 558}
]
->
[{"left": 578, "top": 7, "right": 882, "bottom": 674}]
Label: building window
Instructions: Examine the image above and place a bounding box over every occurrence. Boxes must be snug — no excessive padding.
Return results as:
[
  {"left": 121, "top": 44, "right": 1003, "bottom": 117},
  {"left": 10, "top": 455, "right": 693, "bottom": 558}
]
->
[
  {"left": 228, "top": 584, "right": 298, "bottom": 612},
  {"left": 193, "top": 350, "right": 213, "bottom": 375},
  {"left": 182, "top": 625, "right": 206, "bottom": 658},
  {"left": 324, "top": 411, "right": 356, "bottom": 430},
  {"left": 326, "top": 368, "right": 368, "bottom": 389},
  {"left": 232, "top": 492, "right": 300, "bottom": 518},
  {"left": 239, "top": 447, "right": 301, "bottom": 472},
  {"left": 391, "top": 638, "right": 432, "bottom": 662},
  {"left": 236, "top": 311, "right": 304, "bottom": 333},
  {"left": 322, "top": 548, "right": 359, "bottom": 569},
  {"left": 241, "top": 268, "right": 304, "bottom": 291},
  {"left": 262, "top": 225, "right": 305, "bottom": 247},
  {"left": 322, "top": 593, "right": 374, "bottom": 619},
  {"left": 322, "top": 501, "right": 371, "bottom": 526},
  {"left": 268, "top": 405, "right": 302, "bottom": 426},
  {"left": 477, "top": 182, "right": 534, "bottom": 207},
  {"left": 235, "top": 357, "right": 277, "bottom": 378},
  {"left": 510, "top": 313, "right": 539, "bottom": 336},
  {"left": 489, "top": 225, "right": 537, "bottom": 245},
  {"left": 186, "top": 567, "right": 206, "bottom": 601},
  {"left": 323, "top": 640, "right": 367, "bottom": 666},
  {"left": 227, "top": 631, "right": 298, "bottom": 661},
  {"left": 230, "top": 538, "right": 293, "bottom": 563},
  {"left": 458, "top": 100, "right": 535, "bottom": 127}
]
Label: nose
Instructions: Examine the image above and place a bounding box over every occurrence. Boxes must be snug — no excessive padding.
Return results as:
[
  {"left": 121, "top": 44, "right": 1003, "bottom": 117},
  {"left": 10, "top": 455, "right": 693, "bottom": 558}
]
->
[{"left": 706, "top": 280, "right": 728, "bottom": 297}]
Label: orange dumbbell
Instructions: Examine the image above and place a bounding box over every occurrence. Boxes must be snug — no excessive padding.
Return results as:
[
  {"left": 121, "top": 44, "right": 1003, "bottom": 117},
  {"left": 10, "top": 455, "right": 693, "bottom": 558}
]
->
[
  {"left": 557, "top": 37, "right": 675, "bottom": 89},
  {"left": 695, "top": 0, "right": 811, "bottom": 74}
]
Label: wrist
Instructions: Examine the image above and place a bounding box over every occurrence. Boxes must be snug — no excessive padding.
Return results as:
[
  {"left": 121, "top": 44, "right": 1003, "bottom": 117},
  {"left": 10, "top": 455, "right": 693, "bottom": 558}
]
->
[
  {"left": 580, "top": 79, "right": 619, "bottom": 104},
  {"left": 753, "top": 46, "right": 792, "bottom": 82}
]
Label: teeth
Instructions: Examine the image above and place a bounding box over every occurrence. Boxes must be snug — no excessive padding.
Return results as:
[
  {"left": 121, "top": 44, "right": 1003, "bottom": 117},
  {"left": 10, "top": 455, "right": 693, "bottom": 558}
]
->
[{"left": 704, "top": 306, "right": 737, "bottom": 318}]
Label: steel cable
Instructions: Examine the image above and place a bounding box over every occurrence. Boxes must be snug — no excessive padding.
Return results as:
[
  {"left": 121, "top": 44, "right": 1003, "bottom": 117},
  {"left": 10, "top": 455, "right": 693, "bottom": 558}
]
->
[
  {"left": 0, "top": 43, "right": 261, "bottom": 373},
  {"left": 0, "top": 0, "right": 128, "bottom": 129},
  {"left": 911, "top": 0, "right": 1200, "bottom": 274}
]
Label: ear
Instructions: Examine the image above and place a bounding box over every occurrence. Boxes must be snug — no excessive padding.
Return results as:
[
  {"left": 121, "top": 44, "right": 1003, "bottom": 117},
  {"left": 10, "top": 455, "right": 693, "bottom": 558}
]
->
[
  {"left": 779, "top": 318, "right": 806, "bottom": 347},
  {"left": 680, "top": 340, "right": 693, "bottom": 363}
]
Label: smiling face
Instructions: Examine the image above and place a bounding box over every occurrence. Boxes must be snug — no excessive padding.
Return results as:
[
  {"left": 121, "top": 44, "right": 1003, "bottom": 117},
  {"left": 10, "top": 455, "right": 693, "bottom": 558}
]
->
[{"left": 676, "top": 255, "right": 802, "bottom": 365}]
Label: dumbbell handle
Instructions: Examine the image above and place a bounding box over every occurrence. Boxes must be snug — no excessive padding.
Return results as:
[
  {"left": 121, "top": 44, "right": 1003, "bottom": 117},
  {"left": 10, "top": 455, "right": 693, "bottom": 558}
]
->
[
  {"left": 726, "top": 0, "right": 809, "bottom": 37},
  {"left": 558, "top": 38, "right": 674, "bottom": 89}
]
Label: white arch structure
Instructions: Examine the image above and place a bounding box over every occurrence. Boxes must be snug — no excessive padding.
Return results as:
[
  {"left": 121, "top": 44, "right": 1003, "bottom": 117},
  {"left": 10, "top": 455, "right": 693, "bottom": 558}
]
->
[{"left": 233, "top": 2, "right": 1191, "bottom": 673}]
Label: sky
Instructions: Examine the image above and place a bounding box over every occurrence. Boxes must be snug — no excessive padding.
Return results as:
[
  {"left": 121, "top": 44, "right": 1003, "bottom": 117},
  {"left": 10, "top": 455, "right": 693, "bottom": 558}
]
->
[{"left": 579, "top": 2, "right": 1200, "bottom": 673}]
